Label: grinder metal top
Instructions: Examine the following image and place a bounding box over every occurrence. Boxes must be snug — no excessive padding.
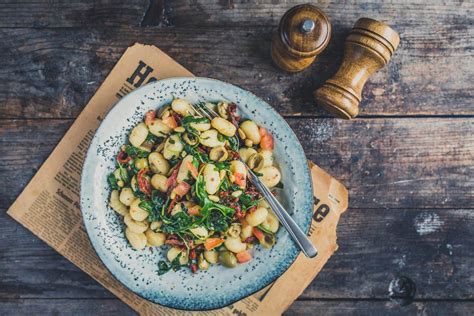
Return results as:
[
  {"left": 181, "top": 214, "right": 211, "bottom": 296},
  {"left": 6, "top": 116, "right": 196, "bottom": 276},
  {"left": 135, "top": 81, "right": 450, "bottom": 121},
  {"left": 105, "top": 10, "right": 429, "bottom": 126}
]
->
[{"left": 279, "top": 4, "right": 331, "bottom": 57}]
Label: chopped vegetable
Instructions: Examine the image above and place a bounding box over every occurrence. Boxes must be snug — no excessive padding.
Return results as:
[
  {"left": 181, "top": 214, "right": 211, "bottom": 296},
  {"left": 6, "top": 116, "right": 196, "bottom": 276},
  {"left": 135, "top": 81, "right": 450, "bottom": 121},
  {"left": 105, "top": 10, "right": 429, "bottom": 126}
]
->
[
  {"left": 236, "top": 250, "right": 252, "bottom": 263},
  {"left": 204, "top": 238, "right": 224, "bottom": 251},
  {"left": 145, "top": 110, "right": 156, "bottom": 126},
  {"left": 137, "top": 168, "right": 152, "bottom": 196},
  {"left": 163, "top": 116, "right": 178, "bottom": 129}
]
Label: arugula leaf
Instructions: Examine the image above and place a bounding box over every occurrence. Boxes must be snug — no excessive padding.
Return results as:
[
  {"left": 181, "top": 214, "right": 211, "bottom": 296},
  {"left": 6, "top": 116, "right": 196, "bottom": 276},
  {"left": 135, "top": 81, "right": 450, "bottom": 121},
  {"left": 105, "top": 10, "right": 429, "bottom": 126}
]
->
[
  {"left": 181, "top": 116, "right": 209, "bottom": 136},
  {"left": 118, "top": 164, "right": 129, "bottom": 183},
  {"left": 214, "top": 161, "right": 230, "bottom": 170},
  {"left": 145, "top": 133, "right": 159, "bottom": 143},
  {"left": 218, "top": 176, "right": 230, "bottom": 191},
  {"left": 239, "top": 193, "right": 259, "bottom": 210},
  {"left": 184, "top": 144, "right": 209, "bottom": 163},
  {"left": 133, "top": 186, "right": 147, "bottom": 199},
  {"left": 217, "top": 133, "right": 225, "bottom": 142},
  {"left": 124, "top": 145, "right": 149, "bottom": 158},
  {"left": 225, "top": 136, "right": 239, "bottom": 152},
  {"left": 157, "top": 254, "right": 183, "bottom": 275},
  {"left": 205, "top": 210, "right": 230, "bottom": 232},
  {"left": 138, "top": 200, "right": 153, "bottom": 212},
  {"left": 137, "top": 192, "right": 166, "bottom": 223},
  {"left": 258, "top": 224, "right": 273, "bottom": 234},
  {"left": 194, "top": 174, "right": 208, "bottom": 204},
  {"left": 107, "top": 173, "right": 119, "bottom": 190},
  {"left": 161, "top": 212, "right": 193, "bottom": 234}
]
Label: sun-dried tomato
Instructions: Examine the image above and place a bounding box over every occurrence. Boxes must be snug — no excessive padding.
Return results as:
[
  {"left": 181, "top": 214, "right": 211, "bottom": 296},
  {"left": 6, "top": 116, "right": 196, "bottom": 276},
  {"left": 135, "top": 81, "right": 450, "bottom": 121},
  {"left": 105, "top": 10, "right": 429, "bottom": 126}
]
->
[
  {"left": 137, "top": 168, "right": 151, "bottom": 196},
  {"left": 190, "top": 263, "right": 198, "bottom": 273},
  {"left": 244, "top": 236, "right": 257, "bottom": 244},
  {"left": 166, "top": 162, "right": 181, "bottom": 193},
  {"left": 246, "top": 206, "right": 257, "bottom": 214},
  {"left": 227, "top": 102, "right": 241, "bottom": 128},
  {"left": 117, "top": 151, "right": 131, "bottom": 164},
  {"left": 228, "top": 150, "right": 240, "bottom": 160},
  {"left": 189, "top": 249, "right": 196, "bottom": 260},
  {"left": 165, "top": 235, "right": 184, "bottom": 248},
  {"left": 172, "top": 113, "right": 183, "bottom": 125}
]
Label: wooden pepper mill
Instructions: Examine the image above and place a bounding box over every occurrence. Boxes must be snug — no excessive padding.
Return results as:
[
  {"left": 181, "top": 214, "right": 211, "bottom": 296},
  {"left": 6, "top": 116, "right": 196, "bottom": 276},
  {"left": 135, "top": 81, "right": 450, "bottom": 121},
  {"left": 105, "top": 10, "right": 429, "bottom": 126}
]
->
[
  {"left": 314, "top": 18, "right": 400, "bottom": 119},
  {"left": 271, "top": 4, "right": 331, "bottom": 72}
]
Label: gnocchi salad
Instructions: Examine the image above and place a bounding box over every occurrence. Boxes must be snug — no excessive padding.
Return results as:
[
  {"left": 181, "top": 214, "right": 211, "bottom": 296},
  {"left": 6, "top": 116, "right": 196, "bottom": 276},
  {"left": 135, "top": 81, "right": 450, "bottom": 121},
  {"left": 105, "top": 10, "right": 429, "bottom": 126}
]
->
[{"left": 108, "top": 99, "right": 283, "bottom": 274}]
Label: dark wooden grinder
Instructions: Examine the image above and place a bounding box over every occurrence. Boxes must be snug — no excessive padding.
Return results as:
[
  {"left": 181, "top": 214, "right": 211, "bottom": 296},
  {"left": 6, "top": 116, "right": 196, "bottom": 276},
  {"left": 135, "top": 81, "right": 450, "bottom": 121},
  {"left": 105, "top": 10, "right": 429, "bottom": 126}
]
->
[
  {"left": 315, "top": 18, "right": 400, "bottom": 119},
  {"left": 271, "top": 4, "right": 331, "bottom": 72}
]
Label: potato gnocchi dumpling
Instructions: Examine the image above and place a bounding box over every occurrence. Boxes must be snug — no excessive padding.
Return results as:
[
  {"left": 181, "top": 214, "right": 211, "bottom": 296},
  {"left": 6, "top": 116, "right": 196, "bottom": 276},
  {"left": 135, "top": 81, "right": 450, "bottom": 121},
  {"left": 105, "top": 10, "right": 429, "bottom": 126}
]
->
[{"left": 107, "top": 99, "right": 283, "bottom": 275}]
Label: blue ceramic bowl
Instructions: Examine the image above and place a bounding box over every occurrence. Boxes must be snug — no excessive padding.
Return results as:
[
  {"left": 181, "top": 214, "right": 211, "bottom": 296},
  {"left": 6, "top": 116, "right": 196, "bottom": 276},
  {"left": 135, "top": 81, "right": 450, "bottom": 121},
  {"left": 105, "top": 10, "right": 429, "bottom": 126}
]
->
[{"left": 80, "top": 77, "right": 313, "bottom": 310}]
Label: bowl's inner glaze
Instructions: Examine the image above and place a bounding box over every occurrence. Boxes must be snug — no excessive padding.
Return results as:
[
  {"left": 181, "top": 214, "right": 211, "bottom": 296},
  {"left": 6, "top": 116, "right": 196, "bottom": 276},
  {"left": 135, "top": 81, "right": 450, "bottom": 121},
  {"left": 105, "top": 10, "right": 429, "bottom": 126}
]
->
[{"left": 80, "top": 77, "right": 313, "bottom": 310}]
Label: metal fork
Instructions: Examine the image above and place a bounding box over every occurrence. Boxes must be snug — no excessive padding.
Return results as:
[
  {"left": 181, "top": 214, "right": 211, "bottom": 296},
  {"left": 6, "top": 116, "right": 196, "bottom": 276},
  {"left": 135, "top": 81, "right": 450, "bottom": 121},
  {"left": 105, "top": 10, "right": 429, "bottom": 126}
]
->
[{"left": 189, "top": 102, "right": 318, "bottom": 258}]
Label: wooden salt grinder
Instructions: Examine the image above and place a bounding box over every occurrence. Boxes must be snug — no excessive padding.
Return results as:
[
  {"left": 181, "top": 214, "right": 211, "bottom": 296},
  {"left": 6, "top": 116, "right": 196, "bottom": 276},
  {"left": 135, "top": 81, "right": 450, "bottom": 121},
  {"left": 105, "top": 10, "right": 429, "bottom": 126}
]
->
[
  {"left": 314, "top": 18, "right": 400, "bottom": 119},
  {"left": 271, "top": 4, "right": 331, "bottom": 72}
]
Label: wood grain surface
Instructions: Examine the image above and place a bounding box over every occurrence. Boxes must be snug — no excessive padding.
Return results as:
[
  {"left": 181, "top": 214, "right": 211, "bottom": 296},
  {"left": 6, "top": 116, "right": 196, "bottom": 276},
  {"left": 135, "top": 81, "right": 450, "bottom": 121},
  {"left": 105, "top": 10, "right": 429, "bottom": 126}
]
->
[{"left": 0, "top": 0, "right": 473, "bottom": 315}]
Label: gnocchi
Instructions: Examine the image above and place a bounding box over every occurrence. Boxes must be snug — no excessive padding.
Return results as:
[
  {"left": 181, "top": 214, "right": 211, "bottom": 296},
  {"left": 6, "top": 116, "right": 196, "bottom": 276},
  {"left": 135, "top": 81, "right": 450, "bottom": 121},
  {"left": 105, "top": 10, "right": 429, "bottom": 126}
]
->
[
  {"left": 148, "top": 152, "right": 170, "bottom": 175},
  {"left": 199, "top": 129, "right": 225, "bottom": 148},
  {"left": 239, "top": 120, "right": 261, "bottom": 145},
  {"left": 129, "top": 122, "right": 148, "bottom": 148}
]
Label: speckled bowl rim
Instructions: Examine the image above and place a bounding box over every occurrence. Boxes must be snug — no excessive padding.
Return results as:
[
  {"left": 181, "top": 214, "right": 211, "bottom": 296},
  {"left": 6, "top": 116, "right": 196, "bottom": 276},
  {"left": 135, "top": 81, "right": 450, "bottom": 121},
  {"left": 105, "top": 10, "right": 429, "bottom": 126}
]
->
[{"left": 80, "top": 77, "right": 314, "bottom": 311}]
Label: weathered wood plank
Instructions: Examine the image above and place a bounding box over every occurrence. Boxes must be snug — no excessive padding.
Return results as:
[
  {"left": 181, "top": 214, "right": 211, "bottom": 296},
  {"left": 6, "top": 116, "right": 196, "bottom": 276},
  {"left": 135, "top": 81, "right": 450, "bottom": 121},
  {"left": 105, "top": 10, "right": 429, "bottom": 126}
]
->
[
  {"left": 0, "top": 299, "right": 135, "bottom": 315},
  {"left": 1, "top": 299, "right": 474, "bottom": 316},
  {"left": 1, "top": 206, "right": 473, "bottom": 300},
  {"left": 0, "top": 0, "right": 472, "bottom": 32},
  {"left": 1, "top": 118, "right": 472, "bottom": 209},
  {"left": 0, "top": 25, "right": 472, "bottom": 118},
  {"left": 286, "top": 300, "right": 474, "bottom": 315},
  {"left": 0, "top": 1, "right": 148, "bottom": 28}
]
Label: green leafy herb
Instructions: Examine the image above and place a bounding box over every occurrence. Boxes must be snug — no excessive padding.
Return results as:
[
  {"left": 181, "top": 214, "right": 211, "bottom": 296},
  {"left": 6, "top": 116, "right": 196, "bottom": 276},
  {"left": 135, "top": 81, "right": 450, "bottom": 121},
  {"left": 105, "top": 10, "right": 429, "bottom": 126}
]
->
[
  {"left": 239, "top": 193, "right": 259, "bottom": 210},
  {"left": 205, "top": 210, "right": 230, "bottom": 232},
  {"left": 225, "top": 136, "right": 239, "bottom": 151},
  {"left": 137, "top": 192, "right": 166, "bottom": 222},
  {"left": 217, "top": 133, "right": 225, "bottom": 142},
  {"left": 214, "top": 161, "right": 230, "bottom": 170},
  {"left": 145, "top": 133, "right": 159, "bottom": 143},
  {"left": 157, "top": 254, "right": 183, "bottom": 275},
  {"left": 138, "top": 200, "right": 153, "bottom": 212},
  {"left": 181, "top": 116, "right": 209, "bottom": 136},
  {"left": 168, "top": 158, "right": 181, "bottom": 167},
  {"left": 218, "top": 176, "right": 230, "bottom": 191},
  {"left": 133, "top": 186, "right": 147, "bottom": 199},
  {"left": 161, "top": 211, "right": 193, "bottom": 234},
  {"left": 258, "top": 224, "right": 273, "bottom": 234},
  {"left": 184, "top": 144, "right": 209, "bottom": 163},
  {"left": 118, "top": 164, "right": 129, "bottom": 183},
  {"left": 194, "top": 174, "right": 208, "bottom": 204},
  {"left": 124, "top": 145, "right": 149, "bottom": 158},
  {"left": 107, "top": 173, "right": 119, "bottom": 190}
]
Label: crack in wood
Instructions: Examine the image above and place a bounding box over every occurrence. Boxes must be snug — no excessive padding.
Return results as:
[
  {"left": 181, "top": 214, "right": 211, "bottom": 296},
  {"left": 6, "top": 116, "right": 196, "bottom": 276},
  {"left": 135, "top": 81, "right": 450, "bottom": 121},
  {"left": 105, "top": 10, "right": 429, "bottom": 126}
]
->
[{"left": 140, "top": 0, "right": 173, "bottom": 28}]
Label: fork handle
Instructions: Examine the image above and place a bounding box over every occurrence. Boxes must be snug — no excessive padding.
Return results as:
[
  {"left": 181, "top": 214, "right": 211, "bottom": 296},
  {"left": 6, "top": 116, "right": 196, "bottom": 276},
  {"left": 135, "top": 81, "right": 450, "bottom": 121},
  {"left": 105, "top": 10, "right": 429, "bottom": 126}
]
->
[{"left": 248, "top": 170, "right": 318, "bottom": 258}]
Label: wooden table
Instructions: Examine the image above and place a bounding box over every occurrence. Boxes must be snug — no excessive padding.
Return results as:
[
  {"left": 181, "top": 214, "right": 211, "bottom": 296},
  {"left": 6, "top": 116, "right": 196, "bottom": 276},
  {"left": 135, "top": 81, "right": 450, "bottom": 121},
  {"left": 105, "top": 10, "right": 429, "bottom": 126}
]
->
[{"left": 1, "top": 1, "right": 473, "bottom": 314}]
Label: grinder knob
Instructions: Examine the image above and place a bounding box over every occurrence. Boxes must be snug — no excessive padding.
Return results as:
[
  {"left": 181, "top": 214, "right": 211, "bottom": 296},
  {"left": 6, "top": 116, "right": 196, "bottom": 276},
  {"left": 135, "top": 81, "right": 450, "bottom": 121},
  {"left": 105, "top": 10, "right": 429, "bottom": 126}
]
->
[{"left": 271, "top": 4, "right": 331, "bottom": 72}]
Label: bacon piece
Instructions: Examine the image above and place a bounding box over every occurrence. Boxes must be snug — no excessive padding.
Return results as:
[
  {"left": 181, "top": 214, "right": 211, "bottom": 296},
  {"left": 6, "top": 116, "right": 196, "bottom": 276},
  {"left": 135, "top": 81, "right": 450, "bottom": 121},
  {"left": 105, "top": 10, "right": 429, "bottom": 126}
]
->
[{"left": 145, "top": 110, "right": 156, "bottom": 126}]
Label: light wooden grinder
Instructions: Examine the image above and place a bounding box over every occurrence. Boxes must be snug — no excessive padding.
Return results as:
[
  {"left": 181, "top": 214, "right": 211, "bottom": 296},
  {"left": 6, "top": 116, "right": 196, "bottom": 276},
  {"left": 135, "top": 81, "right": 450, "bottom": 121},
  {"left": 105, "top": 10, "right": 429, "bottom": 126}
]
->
[
  {"left": 271, "top": 4, "right": 331, "bottom": 72},
  {"left": 314, "top": 18, "right": 400, "bottom": 119}
]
